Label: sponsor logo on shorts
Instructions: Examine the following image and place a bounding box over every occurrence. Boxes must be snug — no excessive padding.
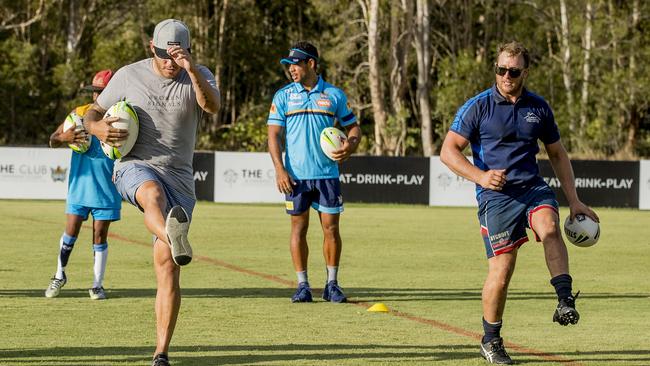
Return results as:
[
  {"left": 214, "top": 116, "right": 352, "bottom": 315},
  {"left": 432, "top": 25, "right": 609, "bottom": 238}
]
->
[
  {"left": 489, "top": 230, "right": 510, "bottom": 243},
  {"left": 285, "top": 201, "right": 294, "bottom": 210}
]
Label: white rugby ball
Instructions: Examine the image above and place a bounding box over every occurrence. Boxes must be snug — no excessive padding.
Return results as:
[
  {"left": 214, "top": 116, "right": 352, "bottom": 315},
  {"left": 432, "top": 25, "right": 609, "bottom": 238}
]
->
[
  {"left": 101, "top": 101, "right": 139, "bottom": 160},
  {"left": 63, "top": 111, "right": 91, "bottom": 153},
  {"left": 320, "top": 127, "right": 347, "bottom": 160},
  {"left": 564, "top": 214, "right": 600, "bottom": 247}
]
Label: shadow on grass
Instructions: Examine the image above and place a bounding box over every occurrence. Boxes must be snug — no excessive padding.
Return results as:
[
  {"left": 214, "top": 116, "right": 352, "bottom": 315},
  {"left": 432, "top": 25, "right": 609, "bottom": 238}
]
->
[
  {"left": 0, "top": 344, "right": 478, "bottom": 365},
  {"left": 2, "top": 345, "right": 650, "bottom": 365},
  {"left": 1, "top": 288, "right": 647, "bottom": 302}
]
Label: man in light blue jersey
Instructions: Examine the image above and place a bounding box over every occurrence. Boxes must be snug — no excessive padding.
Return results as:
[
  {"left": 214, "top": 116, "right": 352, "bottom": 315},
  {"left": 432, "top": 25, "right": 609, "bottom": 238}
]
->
[
  {"left": 268, "top": 41, "right": 361, "bottom": 303},
  {"left": 45, "top": 70, "right": 120, "bottom": 301}
]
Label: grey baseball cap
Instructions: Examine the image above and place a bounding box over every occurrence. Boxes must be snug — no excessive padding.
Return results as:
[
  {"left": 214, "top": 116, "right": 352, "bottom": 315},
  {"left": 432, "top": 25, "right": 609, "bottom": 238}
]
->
[{"left": 152, "top": 19, "right": 191, "bottom": 59}]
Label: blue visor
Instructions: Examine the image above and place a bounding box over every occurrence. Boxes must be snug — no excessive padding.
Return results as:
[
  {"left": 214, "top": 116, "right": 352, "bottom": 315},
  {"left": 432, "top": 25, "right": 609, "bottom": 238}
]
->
[{"left": 280, "top": 48, "right": 318, "bottom": 65}]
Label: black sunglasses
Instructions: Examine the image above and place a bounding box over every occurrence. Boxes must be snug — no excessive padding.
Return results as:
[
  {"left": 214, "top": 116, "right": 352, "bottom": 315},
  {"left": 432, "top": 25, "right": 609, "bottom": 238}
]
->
[{"left": 494, "top": 65, "right": 524, "bottom": 78}]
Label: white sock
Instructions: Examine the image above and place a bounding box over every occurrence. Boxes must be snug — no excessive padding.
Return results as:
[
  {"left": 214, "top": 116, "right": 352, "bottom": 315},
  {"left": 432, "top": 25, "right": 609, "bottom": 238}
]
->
[
  {"left": 92, "top": 243, "right": 108, "bottom": 288},
  {"left": 55, "top": 233, "right": 76, "bottom": 279},
  {"left": 327, "top": 266, "right": 338, "bottom": 282},
  {"left": 296, "top": 271, "right": 308, "bottom": 285}
]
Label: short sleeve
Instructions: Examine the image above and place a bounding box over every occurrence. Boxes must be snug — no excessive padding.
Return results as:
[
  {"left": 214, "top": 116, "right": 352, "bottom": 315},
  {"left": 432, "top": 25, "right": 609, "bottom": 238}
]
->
[
  {"left": 335, "top": 91, "right": 357, "bottom": 127},
  {"left": 267, "top": 90, "right": 286, "bottom": 126},
  {"left": 450, "top": 97, "right": 481, "bottom": 141},
  {"left": 540, "top": 104, "right": 560, "bottom": 144}
]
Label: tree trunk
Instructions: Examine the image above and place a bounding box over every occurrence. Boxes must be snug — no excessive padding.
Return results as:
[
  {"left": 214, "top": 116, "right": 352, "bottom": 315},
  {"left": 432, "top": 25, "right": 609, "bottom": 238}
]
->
[
  {"left": 578, "top": 0, "right": 592, "bottom": 145},
  {"left": 559, "top": 0, "right": 575, "bottom": 150},
  {"left": 388, "top": 0, "right": 411, "bottom": 156},
  {"left": 364, "top": 0, "right": 388, "bottom": 156},
  {"left": 413, "top": 0, "right": 433, "bottom": 156},
  {"left": 624, "top": 0, "right": 640, "bottom": 155}
]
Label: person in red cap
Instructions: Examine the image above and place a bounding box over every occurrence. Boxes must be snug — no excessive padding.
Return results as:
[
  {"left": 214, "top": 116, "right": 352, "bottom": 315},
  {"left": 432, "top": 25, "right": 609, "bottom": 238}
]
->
[{"left": 45, "top": 69, "right": 121, "bottom": 301}]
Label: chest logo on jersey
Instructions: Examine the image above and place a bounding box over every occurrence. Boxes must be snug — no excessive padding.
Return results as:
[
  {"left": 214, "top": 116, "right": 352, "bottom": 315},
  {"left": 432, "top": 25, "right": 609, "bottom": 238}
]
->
[
  {"left": 524, "top": 112, "right": 541, "bottom": 124},
  {"left": 317, "top": 99, "right": 331, "bottom": 107},
  {"left": 289, "top": 93, "right": 303, "bottom": 100}
]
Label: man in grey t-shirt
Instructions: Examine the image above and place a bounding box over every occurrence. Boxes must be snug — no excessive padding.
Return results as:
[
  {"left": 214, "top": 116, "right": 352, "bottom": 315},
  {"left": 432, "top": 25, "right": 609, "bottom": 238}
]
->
[{"left": 83, "top": 19, "right": 220, "bottom": 366}]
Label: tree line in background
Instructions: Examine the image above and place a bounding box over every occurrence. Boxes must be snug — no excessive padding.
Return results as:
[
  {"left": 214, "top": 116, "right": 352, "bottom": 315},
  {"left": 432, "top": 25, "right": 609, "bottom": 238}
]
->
[{"left": 1, "top": 0, "right": 649, "bottom": 158}]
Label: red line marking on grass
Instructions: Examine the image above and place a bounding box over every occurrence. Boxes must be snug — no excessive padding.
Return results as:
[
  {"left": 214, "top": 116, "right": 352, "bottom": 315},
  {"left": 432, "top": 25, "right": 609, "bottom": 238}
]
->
[{"left": 25, "top": 216, "right": 584, "bottom": 365}]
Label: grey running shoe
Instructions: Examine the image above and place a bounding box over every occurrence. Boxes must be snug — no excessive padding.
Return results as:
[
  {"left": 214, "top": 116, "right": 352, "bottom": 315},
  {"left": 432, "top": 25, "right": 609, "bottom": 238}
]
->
[
  {"left": 89, "top": 287, "right": 107, "bottom": 300},
  {"left": 480, "top": 337, "right": 514, "bottom": 364},
  {"left": 165, "top": 206, "right": 192, "bottom": 266},
  {"left": 553, "top": 292, "right": 580, "bottom": 326},
  {"left": 45, "top": 275, "right": 66, "bottom": 298}
]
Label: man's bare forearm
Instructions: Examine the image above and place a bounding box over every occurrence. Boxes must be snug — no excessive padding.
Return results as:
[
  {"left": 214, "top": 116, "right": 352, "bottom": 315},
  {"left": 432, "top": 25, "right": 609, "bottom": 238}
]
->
[{"left": 188, "top": 66, "right": 220, "bottom": 114}]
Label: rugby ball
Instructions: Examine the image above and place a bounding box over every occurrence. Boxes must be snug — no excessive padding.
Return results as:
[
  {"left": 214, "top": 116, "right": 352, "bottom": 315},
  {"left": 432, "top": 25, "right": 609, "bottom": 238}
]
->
[
  {"left": 564, "top": 214, "right": 600, "bottom": 247},
  {"left": 320, "top": 127, "right": 347, "bottom": 160},
  {"left": 101, "top": 101, "right": 139, "bottom": 159},
  {"left": 63, "top": 111, "right": 91, "bottom": 153}
]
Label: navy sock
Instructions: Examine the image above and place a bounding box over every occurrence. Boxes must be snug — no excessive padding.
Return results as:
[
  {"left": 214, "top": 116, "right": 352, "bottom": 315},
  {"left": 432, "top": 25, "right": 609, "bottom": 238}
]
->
[
  {"left": 550, "top": 274, "right": 573, "bottom": 300},
  {"left": 482, "top": 317, "right": 502, "bottom": 343}
]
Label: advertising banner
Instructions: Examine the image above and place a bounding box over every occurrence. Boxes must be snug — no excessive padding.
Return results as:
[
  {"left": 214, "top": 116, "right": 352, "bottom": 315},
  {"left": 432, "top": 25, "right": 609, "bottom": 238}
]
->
[
  {"left": 538, "top": 160, "right": 639, "bottom": 208},
  {"left": 213, "top": 151, "right": 284, "bottom": 203},
  {"left": 640, "top": 160, "right": 650, "bottom": 210},
  {"left": 193, "top": 151, "right": 215, "bottom": 201},
  {"left": 429, "top": 156, "right": 477, "bottom": 207},
  {"left": 0, "top": 147, "right": 70, "bottom": 199},
  {"left": 339, "top": 156, "right": 429, "bottom": 204}
]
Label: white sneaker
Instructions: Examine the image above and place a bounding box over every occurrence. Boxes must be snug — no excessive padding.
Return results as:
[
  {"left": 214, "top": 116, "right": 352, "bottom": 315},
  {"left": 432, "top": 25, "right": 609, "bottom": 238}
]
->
[
  {"left": 45, "top": 276, "right": 66, "bottom": 298},
  {"left": 165, "top": 206, "right": 192, "bottom": 266},
  {"left": 88, "top": 287, "right": 107, "bottom": 300}
]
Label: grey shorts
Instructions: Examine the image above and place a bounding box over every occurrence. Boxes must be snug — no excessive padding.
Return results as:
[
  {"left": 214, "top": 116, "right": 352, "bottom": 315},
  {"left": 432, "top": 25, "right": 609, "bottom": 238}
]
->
[{"left": 113, "top": 161, "right": 196, "bottom": 221}]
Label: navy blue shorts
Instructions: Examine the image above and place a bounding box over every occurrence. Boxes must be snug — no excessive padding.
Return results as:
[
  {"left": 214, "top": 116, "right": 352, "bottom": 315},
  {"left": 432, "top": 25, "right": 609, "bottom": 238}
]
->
[
  {"left": 478, "top": 184, "right": 558, "bottom": 258},
  {"left": 285, "top": 178, "right": 344, "bottom": 215}
]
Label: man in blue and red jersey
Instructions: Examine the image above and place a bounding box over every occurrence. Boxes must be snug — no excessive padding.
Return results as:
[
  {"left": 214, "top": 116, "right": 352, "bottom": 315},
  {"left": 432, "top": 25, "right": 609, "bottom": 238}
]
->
[
  {"left": 45, "top": 69, "right": 120, "bottom": 301},
  {"left": 440, "top": 41, "right": 599, "bottom": 365},
  {"left": 268, "top": 41, "right": 361, "bottom": 304}
]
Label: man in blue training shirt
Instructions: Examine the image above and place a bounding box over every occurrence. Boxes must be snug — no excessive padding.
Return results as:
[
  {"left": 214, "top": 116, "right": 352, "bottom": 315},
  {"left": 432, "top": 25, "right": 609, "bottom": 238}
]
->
[
  {"left": 45, "top": 69, "right": 121, "bottom": 301},
  {"left": 440, "top": 41, "right": 599, "bottom": 365},
  {"left": 268, "top": 41, "right": 361, "bottom": 303}
]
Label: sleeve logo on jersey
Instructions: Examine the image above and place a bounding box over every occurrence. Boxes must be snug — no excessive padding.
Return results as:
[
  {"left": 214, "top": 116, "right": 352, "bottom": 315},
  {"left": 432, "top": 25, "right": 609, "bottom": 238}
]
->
[
  {"left": 317, "top": 99, "right": 331, "bottom": 107},
  {"left": 270, "top": 104, "right": 277, "bottom": 113}
]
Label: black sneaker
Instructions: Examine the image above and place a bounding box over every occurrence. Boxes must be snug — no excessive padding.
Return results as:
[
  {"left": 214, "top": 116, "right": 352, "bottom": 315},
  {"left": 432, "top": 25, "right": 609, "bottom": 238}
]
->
[
  {"left": 553, "top": 291, "right": 580, "bottom": 326},
  {"left": 152, "top": 353, "right": 170, "bottom": 366},
  {"left": 480, "top": 337, "right": 514, "bottom": 364}
]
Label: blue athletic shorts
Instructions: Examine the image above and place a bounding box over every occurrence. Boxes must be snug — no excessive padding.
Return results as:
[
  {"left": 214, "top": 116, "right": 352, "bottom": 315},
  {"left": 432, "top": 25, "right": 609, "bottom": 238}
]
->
[
  {"left": 66, "top": 203, "right": 120, "bottom": 221},
  {"left": 285, "top": 178, "right": 344, "bottom": 215},
  {"left": 478, "top": 183, "right": 558, "bottom": 258},
  {"left": 113, "top": 162, "right": 196, "bottom": 221}
]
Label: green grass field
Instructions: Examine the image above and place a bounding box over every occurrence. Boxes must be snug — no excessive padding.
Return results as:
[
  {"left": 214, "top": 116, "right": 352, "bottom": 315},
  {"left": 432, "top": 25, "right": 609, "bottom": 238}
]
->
[{"left": 1, "top": 200, "right": 649, "bottom": 365}]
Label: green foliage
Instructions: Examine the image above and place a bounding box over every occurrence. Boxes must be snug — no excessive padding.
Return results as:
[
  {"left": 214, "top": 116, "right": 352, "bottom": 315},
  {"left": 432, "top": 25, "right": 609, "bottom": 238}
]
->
[
  {"left": 433, "top": 51, "right": 490, "bottom": 139},
  {"left": 1, "top": 0, "right": 650, "bottom": 157}
]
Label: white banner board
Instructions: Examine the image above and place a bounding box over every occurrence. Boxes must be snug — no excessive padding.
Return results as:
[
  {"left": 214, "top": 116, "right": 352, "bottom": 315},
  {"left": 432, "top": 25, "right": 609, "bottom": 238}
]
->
[
  {"left": 429, "top": 156, "right": 477, "bottom": 207},
  {"left": 213, "top": 151, "right": 284, "bottom": 203},
  {"left": 0, "top": 147, "right": 70, "bottom": 199},
  {"left": 640, "top": 160, "right": 650, "bottom": 210}
]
